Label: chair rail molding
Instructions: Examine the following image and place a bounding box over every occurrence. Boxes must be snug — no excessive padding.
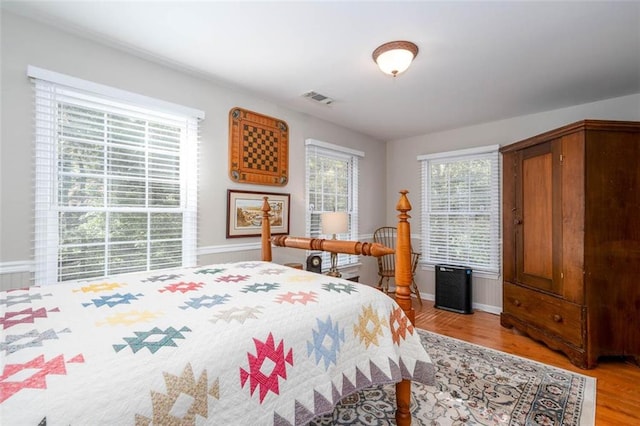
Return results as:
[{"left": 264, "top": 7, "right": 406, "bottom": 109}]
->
[{"left": 0, "top": 261, "right": 34, "bottom": 274}]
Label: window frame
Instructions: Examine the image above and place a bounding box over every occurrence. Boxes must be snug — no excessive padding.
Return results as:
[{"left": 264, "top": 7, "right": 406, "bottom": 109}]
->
[
  {"left": 418, "top": 144, "right": 501, "bottom": 277},
  {"left": 305, "top": 139, "right": 363, "bottom": 271},
  {"left": 30, "top": 66, "right": 203, "bottom": 285}
]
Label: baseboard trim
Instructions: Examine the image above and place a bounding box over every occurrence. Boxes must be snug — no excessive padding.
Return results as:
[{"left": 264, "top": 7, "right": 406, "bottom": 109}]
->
[
  {"left": 472, "top": 302, "right": 502, "bottom": 315},
  {"left": 418, "top": 292, "right": 501, "bottom": 315}
]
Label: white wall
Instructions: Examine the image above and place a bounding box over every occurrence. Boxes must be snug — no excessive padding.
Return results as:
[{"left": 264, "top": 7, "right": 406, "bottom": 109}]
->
[
  {"left": 386, "top": 93, "right": 640, "bottom": 312},
  {"left": 0, "top": 11, "right": 387, "bottom": 289}
]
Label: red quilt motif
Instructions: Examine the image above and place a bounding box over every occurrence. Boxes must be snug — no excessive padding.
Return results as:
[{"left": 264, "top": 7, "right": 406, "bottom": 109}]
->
[
  {"left": 1, "top": 307, "right": 59, "bottom": 330},
  {"left": 239, "top": 333, "right": 294, "bottom": 403},
  {"left": 0, "top": 354, "right": 83, "bottom": 402}
]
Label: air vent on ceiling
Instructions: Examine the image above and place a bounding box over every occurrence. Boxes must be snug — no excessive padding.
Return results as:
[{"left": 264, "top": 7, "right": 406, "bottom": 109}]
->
[{"left": 302, "top": 91, "right": 334, "bottom": 105}]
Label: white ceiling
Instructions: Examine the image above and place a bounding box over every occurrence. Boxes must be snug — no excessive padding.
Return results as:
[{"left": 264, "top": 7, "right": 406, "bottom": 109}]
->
[{"left": 4, "top": 1, "right": 640, "bottom": 141}]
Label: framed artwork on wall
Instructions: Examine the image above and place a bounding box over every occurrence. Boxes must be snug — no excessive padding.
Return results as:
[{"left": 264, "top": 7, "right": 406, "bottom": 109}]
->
[{"left": 226, "top": 189, "right": 290, "bottom": 238}]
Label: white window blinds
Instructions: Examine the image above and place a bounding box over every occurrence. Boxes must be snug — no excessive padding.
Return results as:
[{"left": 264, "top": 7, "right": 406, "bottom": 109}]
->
[
  {"left": 418, "top": 145, "right": 501, "bottom": 275},
  {"left": 305, "top": 139, "right": 363, "bottom": 270},
  {"left": 31, "top": 67, "right": 202, "bottom": 285}
]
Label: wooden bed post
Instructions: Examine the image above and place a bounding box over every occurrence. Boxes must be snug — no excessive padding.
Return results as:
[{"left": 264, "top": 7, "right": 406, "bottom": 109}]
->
[
  {"left": 395, "top": 189, "right": 414, "bottom": 426},
  {"left": 260, "top": 190, "right": 416, "bottom": 426},
  {"left": 261, "top": 197, "right": 272, "bottom": 262},
  {"left": 394, "top": 189, "right": 415, "bottom": 324}
]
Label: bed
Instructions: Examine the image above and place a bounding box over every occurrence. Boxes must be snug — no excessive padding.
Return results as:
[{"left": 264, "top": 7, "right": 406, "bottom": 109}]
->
[{"left": 1, "top": 190, "right": 434, "bottom": 425}]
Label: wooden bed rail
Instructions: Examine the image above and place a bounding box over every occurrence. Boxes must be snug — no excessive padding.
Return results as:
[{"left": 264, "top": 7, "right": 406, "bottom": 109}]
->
[
  {"left": 271, "top": 235, "right": 394, "bottom": 258},
  {"left": 260, "top": 190, "right": 415, "bottom": 426}
]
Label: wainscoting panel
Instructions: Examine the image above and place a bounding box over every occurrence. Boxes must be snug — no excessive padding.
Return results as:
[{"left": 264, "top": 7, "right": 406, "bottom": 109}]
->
[
  {"left": 197, "top": 249, "right": 261, "bottom": 265},
  {"left": 0, "top": 241, "right": 379, "bottom": 291},
  {"left": 0, "top": 269, "right": 32, "bottom": 291}
]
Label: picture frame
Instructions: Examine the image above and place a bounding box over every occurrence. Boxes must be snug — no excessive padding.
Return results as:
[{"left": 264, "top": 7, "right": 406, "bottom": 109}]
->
[
  {"left": 226, "top": 189, "right": 290, "bottom": 238},
  {"left": 228, "top": 107, "right": 289, "bottom": 186}
]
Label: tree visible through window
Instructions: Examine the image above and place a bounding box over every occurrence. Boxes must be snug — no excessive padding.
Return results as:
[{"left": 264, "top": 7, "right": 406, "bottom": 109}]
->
[
  {"left": 419, "top": 145, "right": 500, "bottom": 275},
  {"left": 32, "top": 68, "right": 200, "bottom": 285}
]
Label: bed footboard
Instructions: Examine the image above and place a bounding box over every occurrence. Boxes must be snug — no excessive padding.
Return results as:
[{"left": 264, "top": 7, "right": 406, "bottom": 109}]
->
[{"left": 260, "top": 190, "right": 416, "bottom": 426}]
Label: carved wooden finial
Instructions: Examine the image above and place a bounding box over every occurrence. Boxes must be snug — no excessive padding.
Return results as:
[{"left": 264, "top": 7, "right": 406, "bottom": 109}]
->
[
  {"left": 261, "top": 196, "right": 271, "bottom": 215},
  {"left": 396, "top": 189, "right": 412, "bottom": 222}
]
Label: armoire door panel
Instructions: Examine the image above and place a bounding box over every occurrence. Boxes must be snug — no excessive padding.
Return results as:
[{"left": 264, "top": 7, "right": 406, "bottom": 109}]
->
[
  {"left": 515, "top": 142, "right": 556, "bottom": 292},
  {"left": 522, "top": 153, "right": 553, "bottom": 278}
]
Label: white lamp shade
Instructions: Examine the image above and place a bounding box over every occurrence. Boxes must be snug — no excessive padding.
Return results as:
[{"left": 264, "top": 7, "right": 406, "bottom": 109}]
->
[
  {"left": 321, "top": 212, "right": 348, "bottom": 235},
  {"left": 375, "top": 49, "right": 415, "bottom": 76}
]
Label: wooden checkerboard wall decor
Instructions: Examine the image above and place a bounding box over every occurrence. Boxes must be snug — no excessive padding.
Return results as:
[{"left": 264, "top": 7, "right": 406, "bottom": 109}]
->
[{"left": 228, "top": 107, "right": 289, "bottom": 186}]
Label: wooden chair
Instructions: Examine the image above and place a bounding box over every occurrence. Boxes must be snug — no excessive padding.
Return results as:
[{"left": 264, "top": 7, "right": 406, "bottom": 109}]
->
[{"left": 373, "top": 226, "right": 422, "bottom": 306}]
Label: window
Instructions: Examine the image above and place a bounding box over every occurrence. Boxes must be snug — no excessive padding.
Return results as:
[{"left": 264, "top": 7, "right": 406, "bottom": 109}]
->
[
  {"left": 418, "top": 145, "right": 501, "bottom": 276},
  {"left": 30, "top": 66, "right": 203, "bottom": 285},
  {"left": 305, "top": 139, "right": 363, "bottom": 270}
]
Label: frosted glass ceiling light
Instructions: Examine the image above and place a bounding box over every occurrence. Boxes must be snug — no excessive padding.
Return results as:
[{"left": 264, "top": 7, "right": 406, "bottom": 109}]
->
[{"left": 372, "top": 41, "right": 419, "bottom": 77}]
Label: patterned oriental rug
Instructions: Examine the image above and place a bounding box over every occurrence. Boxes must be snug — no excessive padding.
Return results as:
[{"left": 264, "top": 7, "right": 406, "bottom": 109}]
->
[{"left": 310, "top": 329, "right": 596, "bottom": 425}]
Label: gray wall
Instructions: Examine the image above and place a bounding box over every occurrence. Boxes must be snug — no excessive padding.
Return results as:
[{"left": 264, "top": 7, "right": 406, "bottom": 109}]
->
[
  {"left": 0, "top": 11, "right": 387, "bottom": 289},
  {"left": 386, "top": 93, "right": 640, "bottom": 313}
]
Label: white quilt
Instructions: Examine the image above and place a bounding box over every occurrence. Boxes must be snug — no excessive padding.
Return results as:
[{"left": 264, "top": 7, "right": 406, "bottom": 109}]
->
[{"left": 1, "top": 261, "right": 434, "bottom": 425}]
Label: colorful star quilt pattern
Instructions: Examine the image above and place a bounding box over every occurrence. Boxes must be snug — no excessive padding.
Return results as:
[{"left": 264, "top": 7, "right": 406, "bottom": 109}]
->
[{"left": 0, "top": 261, "right": 434, "bottom": 425}]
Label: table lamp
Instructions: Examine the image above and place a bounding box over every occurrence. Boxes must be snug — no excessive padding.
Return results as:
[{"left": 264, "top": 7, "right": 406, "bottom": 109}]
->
[{"left": 321, "top": 211, "right": 348, "bottom": 277}]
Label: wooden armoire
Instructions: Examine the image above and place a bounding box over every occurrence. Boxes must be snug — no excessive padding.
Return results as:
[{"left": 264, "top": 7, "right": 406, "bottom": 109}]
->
[{"left": 500, "top": 120, "right": 640, "bottom": 369}]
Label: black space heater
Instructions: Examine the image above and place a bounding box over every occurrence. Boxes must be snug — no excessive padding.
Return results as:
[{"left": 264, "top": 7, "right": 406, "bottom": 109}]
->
[{"left": 435, "top": 264, "right": 473, "bottom": 314}]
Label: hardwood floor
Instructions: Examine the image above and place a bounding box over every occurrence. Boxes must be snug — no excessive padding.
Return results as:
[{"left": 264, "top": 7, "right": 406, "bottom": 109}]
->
[{"left": 412, "top": 300, "right": 640, "bottom": 425}]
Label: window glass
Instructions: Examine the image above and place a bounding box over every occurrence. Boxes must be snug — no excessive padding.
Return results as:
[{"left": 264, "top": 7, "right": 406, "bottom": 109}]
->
[{"left": 33, "top": 75, "right": 199, "bottom": 284}]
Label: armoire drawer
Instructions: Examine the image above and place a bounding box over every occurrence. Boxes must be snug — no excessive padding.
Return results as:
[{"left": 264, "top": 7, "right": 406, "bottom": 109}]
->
[{"left": 503, "top": 282, "right": 584, "bottom": 347}]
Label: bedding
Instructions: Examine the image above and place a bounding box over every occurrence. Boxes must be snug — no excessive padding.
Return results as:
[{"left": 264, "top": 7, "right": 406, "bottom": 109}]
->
[{"left": 1, "top": 261, "right": 434, "bottom": 425}]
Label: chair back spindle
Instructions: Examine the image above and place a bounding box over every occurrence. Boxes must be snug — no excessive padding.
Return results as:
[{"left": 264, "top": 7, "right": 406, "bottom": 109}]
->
[{"left": 373, "top": 223, "right": 422, "bottom": 306}]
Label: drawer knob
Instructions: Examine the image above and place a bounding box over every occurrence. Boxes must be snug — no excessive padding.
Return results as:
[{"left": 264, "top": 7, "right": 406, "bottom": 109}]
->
[
  {"left": 553, "top": 314, "right": 563, "bottom": 323},
  {"left": 513, "top": 299, "right": 521, "bottom": 307}
]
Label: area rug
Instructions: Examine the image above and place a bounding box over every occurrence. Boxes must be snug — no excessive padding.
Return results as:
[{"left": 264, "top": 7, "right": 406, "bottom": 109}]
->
[{"left": 310, "top": 329, "right": 596, "bottom": 425}]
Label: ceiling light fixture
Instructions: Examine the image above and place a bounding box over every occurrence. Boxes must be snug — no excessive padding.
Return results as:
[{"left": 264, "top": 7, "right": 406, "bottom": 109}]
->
[{"left": 372, "top": 40, "right": 419, "bottom": 77}]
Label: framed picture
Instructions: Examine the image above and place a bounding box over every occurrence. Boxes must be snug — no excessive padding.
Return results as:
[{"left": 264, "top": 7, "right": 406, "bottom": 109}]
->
[{"left": 226, "top": 189, "right": 290, "bottom": 238}]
